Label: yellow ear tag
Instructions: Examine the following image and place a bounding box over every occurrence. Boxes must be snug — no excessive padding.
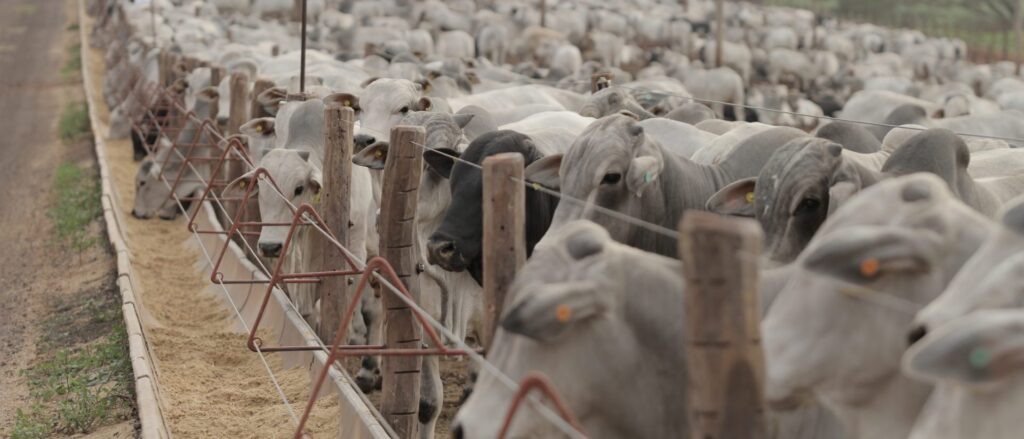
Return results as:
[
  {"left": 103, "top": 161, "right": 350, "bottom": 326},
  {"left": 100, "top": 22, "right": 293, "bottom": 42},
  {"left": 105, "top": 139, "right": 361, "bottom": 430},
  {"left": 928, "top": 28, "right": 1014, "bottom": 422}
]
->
[
  {"left": 312, "top": 192, "right": 322, "bottom": 204},
  {"left": 255, "top": 124, "right": 262, "bottom": 133},
  {"left": 745, "top": 192, "right": 755, "bottom": 204},
  {"left": 374, "top": 150, "right": 383, "bottom": 158},
  {"left": 555, "top": 305, "right": 572, "bottom": 323},
  {"left": 532, "top": 182, "right": 542, "bottom": 191},
  {"left": 860, "top": 258, "right": 880, "bottom": 278},
  {"left": 343, "top": 100, "right": 350, "bottom": 107}
]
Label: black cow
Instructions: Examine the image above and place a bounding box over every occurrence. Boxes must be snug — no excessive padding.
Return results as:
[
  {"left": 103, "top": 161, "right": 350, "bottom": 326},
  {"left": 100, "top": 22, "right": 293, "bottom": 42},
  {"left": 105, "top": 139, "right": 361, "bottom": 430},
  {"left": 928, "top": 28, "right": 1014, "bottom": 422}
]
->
[{"left": 425, "top": 130, "right": 559, "bottom": 285}]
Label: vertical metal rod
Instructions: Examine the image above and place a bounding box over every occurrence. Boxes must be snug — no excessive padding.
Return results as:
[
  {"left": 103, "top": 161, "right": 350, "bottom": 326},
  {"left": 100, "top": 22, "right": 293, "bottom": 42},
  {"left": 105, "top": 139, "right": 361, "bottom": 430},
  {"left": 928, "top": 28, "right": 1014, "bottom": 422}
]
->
[
  {"left": 150, "top": 0, "right": 157, "bottom": 47},
  {"left": 300, "top": 0, "right": 307, "bottom": 93}
]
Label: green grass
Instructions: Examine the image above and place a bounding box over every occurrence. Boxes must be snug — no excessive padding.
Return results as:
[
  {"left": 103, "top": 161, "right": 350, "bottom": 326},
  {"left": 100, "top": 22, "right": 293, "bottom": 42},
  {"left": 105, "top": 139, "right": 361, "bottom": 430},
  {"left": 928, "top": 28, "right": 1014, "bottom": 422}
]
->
[
  {"left": 13, "top": 324, "right": 134, "bottom": 438},
  {"left": 58, "top": 102, "right": 89, "bottom": 145},
  {"left": 62, "top": 43, "right": 81, "bottom": 79},
  {"left": 48, "top": 162, "right": 102, "bottom": 251}
]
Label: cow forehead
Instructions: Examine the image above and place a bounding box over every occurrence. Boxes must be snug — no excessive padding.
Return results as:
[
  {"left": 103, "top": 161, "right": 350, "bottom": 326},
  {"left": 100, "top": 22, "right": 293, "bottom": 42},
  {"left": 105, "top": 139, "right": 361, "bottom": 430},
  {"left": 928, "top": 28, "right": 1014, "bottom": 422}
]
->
[
  {"left": 821, "top": 174, "right": 954, "bottom": 232},
  {"left": 259, "top": 151, "right": 312, "bottom": 190},
  {"left": 363, "top": 79, "right": 419, "bottom": 108}
]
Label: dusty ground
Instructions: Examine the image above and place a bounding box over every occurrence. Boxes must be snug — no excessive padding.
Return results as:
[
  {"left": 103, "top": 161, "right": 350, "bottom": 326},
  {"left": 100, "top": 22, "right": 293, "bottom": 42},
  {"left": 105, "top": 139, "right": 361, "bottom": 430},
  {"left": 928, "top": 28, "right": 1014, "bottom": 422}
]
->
[
  {"left": 0, "top": 0, "right": 135, "bottom": 436},
  {"left": 82, "top": 7, "right": 342, "bottom": 438}
]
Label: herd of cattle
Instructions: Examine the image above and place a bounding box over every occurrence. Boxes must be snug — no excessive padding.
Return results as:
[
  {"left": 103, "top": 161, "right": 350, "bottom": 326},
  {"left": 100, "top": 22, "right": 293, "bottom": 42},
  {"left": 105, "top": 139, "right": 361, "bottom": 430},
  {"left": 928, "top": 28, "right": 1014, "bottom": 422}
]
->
[{"left": 90, "top": 0, "right": 1024, "bottom": 437}]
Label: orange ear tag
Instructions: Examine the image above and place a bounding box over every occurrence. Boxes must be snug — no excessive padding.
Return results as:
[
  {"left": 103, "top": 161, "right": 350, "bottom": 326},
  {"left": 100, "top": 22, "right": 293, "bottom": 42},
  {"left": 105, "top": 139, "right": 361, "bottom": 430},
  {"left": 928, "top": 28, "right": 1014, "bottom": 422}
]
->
[
  {"left": 860, "top": 258, "right": 880, "bottom": 278},
  {"left": 555, "top": 305, "right": 572, "bottom": 323},
  {"left": 745, "top": 192, "right": 755, "bottom": 204}
]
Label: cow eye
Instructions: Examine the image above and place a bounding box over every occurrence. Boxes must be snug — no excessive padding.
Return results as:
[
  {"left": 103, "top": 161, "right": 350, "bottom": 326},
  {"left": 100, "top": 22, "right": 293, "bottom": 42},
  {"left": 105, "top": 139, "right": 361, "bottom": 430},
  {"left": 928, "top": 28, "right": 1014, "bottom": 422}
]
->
[
  {"left": 294, "top": 186, "right": 304, "bottom": 197},
  {"left": 601, "top": 173, "right": 621, "bottom": 185},
  {"left": 399, "top": 106, "right": 409, "bottom": 114},
  {"left": 794, "top": 197, "right": 820, "bottom": 215},
  {"left": 139, "top": 180, "right": 147, "bottom": 187}
]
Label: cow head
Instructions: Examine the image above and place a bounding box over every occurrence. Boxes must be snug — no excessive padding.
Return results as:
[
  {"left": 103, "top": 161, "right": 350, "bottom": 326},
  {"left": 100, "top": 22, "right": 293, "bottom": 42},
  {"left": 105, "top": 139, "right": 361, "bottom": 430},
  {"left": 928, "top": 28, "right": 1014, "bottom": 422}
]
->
[
  {"left": 578, "top": 87, "right": 654, "bottom": 119},
  {"left": 354, "top": 78, "right": 431, "bottom": 149},
  {"left": 452, "top": 220, "right": 686, "bottom": 438},
  {"left": 223, "top": 149, "right": 322, "bottom": 258},
  {"left": 535, "top": 113, "right": 666, "bottom": 249}
]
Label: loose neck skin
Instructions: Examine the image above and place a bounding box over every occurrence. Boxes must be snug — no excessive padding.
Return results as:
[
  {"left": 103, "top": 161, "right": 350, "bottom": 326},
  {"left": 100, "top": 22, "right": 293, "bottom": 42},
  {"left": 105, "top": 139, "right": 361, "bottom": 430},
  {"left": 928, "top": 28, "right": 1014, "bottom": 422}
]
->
[{"left": 823, "top": 374, "right": 931, "bottom": 439}]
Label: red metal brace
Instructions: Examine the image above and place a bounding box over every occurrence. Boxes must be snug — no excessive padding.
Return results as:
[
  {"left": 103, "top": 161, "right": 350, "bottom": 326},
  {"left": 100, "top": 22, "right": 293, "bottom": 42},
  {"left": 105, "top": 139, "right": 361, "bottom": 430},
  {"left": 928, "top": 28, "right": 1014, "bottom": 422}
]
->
[
  {"left": 293, "top": 256, "right": 483, "bottom": 439},
  {"left": 498, "top": 372, "right": 588, "bottom": 439}
]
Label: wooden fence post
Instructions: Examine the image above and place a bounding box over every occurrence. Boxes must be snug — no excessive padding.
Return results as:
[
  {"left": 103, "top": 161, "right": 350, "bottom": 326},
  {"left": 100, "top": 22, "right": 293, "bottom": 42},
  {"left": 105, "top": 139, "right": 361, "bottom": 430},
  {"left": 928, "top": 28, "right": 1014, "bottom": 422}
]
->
[
  {"left": 678, "top": 211, "right": 766, "bottom": 439},
  {"left": 714, "top": 0, "right": 724, "bottom": 68},
  {"left": 316, "top": 105, "right": 355, "bottom": 343},
  {"left": 379, "top": 126, "right": 426, "bottom": 438},
  {"left": 210, "top": 65, "right": 226, "bottom": 88},
  {"left": 224, "top": 73, "right": 250, "bottom": 236},
  {"left": 481, "top": 153, "right": 526, "bottom": 349},
  {"left": 250, "top": 79, "right": 275, "bottom": 119}
]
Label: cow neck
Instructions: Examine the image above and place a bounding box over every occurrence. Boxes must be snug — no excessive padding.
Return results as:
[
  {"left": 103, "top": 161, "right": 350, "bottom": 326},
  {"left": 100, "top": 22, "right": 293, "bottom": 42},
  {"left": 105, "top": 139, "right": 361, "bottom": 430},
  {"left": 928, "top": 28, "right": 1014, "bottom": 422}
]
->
[{"left": 667, "top": 154, "right": 735, "bottom": 208}]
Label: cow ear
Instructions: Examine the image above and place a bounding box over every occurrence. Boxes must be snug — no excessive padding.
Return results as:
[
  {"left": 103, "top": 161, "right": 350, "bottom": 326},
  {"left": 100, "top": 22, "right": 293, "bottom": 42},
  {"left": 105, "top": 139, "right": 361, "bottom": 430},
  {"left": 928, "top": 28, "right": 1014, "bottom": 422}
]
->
[
  {"left": 240, "top": 117, "right": 275, "bottom": 137},
  {"left": 706, "top": 177, "right": 757, "bottom": 217},
  {"left": 904, "top": 310, "right": 1024, "bottom": 386},
  {"left": 501, "top": 281, "right": 605, "bottom": 342},
  {"left": 828, "top": 181, "right": 858, "bottom": 214},
  {"left": 424, "top": 147, "right": 459, "bottom": 178},
  {"left": 353, "top": 142, "right": 390, "bottom": 170},
  {"left": 257, "top": 87, "right": 287, "bottom": 116},
  {"left": 308, "top": 168, "right": 323, "bottom": 195},
  {"left": 452, "top": 113, "right": 474, "bottom": 129},
  {"left": 524, "top": 154, "right": 563, "bottom": 191},
  {"left": 802, "top": 226, "right": 941, "bottom": 285},
  {"left": 223, "top": 169, "right": 258, "bottom": 199},
  {"left": 297, "top": 150, "right": 312, "bottom": 162},
  {"left": 413, "top": 97, "right": 432, "bottom": 112},
  {"left": 323, "top": 92, "right": 361, "bottom": 112},
  {"left": 416, "top": 78, "right": 433, "bottom": 95},
  {"left": 626, "top": 155, "right": 663, "bottom": 197}
]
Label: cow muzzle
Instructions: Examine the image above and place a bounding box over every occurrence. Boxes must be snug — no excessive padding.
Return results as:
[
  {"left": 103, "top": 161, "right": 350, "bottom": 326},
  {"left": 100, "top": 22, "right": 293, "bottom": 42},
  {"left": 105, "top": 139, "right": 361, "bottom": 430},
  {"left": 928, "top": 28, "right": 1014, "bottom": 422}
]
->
[
  {"left": 259, "top": 242, "right": 283, "bottom": 258},
  {"left": 426, "top": 237, "right": 467, "bottom": 272}
]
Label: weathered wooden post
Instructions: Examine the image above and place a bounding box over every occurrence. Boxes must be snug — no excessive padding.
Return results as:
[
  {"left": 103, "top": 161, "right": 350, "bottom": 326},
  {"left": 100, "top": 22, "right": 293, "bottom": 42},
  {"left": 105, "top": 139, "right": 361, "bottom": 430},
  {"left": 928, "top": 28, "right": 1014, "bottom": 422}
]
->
[
  {"left": 250, "top": 79, "right": 275, "bottom": 119},
  {"left": 714, "top": 0, "right": 724, "bottom": 68},
  {"left": 679, "top": 211, "right": 767, "bottom": 439},
  {"left": 481, "top": 153, "right": 526, "bottom": 348},
  {"left": 379, "top": 126, "right": 426, "bottom": 438},
  {"left": 210, "top": 65, "right": 226, "bottom": 88},
  {"left": 223, "top": 72, "right": 250, "bottom": 234},
  {"left": 316, "top": 105, "right": 355, "bottom": 343}
]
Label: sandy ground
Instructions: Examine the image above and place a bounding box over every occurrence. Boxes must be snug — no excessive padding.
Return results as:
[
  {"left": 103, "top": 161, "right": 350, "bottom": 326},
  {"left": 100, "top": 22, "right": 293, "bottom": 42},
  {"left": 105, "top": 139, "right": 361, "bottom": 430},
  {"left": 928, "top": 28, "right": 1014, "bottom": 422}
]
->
[
  {"left": 0, "top": 0, "right": 126, "bottom": 434},
  {"left": 83, "top": 8, "right": 343, "bottom": 438}
]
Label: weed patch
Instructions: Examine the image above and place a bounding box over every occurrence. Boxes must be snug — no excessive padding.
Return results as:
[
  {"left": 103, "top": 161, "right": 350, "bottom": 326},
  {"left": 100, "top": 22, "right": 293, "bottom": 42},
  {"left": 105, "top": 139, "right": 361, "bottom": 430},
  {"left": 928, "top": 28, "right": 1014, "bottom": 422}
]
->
[
  {"left": 58, "top": 102, "right": 89, "bottom": 145},
  {"left": 48, "top": 162, "right": 101, "bottom": 251}
]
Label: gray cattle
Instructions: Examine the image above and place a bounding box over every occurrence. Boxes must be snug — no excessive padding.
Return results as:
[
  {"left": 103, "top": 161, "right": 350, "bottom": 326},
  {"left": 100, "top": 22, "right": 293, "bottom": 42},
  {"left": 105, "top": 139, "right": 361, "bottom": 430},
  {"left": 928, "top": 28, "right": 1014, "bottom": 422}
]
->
[
  {"left": 132, "top": 87, "right": 219, "bottom": 220},
  {"left": 578, "top": 87, "right": 655, "bottom": 119},
  {"left": 909, "top": 197, "right": 1024, "bottom": 342},
  {"left": 764, "top": 174, "right": 996, "bottom": 439},
  {"left": 903, "top": 308, "right": 1024, "bottom": 439},
  {"left": 814, "top": 122, "right": 882, "bottom": 154},
  {"left": 709, "top": 130, "right": 1024, "bottom": 263},
  {"left": 665, "top": 102, "right": 717, "bottom": 125},
  {"left": 527, "top": 113, "right": 801, "bottom": 257},
  {"left": 452, "top": 220, "right": 688, "bottom": 438}
]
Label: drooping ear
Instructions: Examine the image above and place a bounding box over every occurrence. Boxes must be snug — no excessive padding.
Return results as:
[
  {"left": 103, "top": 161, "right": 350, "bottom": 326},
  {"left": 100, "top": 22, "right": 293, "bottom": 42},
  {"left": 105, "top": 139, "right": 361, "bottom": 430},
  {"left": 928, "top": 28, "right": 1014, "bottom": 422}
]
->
[
  {"left": 904, "top": 309, "right": 1024, "bottom": 385},
  {"left": 828, "top": 181, "right": 858, "bottom": 215},
  {"left": 240, "top": 117, "right": 275, "bottom": 137},
  {"left": 625, "top": 155, "right": 663, "bottom": 197},
  {"left": 222, "top": 169, "right": 258, "bottom": 199},
  {"left": 323, "top": 92, "right": 361, "bottom": 112},
  {"left": 706, "top": 177, "right": 757, "bottom": 217},
  {"left": 360, "top": 77, "right": 382, "bottom": 88},
  {"left": 198, "top": 86, "right": 219, "bottom": 102},
  {"left": 257, "top": 87, "right": 287, "bottom": 116},
  {"left": 501, "top": 281, "right": 605, "bottom": 342},
  {"left": 424, "top": 147, "right": 460, "bottom": 178},
  {"left": 353, "top": 142, "right": 390, "bottom": 170},
  {"left": 413, "top": 97, "right": 432, "bottom": 112},
  {"left": 452, "top": 113, "right": 474, "bottom": 129},
  {"left": 524, "top": 154, "right": 563, "bottom": 191},
  {"left": 415, "top": 78, "right": 433, "bottom": 95},
  {"left": 802, "top": 226, "right": 941, "bottom": 285},
  {"left": 308, "top": 168, "right": 323, "bottom": 195}
]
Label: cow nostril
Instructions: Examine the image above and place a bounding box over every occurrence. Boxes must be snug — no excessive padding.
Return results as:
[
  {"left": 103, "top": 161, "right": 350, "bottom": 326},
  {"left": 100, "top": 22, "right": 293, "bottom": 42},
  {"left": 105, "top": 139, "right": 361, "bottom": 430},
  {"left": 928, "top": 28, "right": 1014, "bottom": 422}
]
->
[
  {"left": 259, "top": 243, "right": 283, "bottom": 256},
  {"left": 452, "top": 424, "right": 464, "bottom": 439},
  {"left": 907, "top": 325, "right": 928, "bottom": 345}
]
